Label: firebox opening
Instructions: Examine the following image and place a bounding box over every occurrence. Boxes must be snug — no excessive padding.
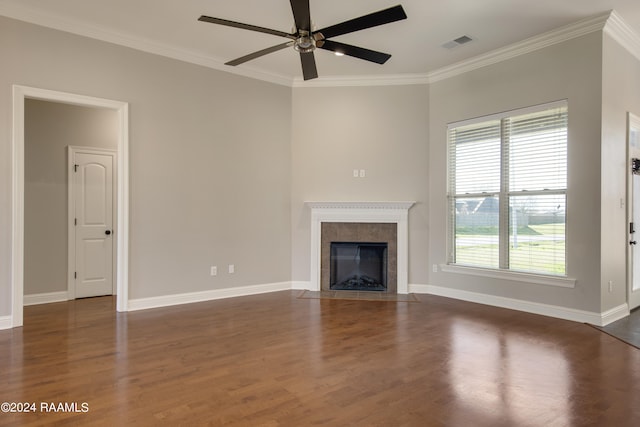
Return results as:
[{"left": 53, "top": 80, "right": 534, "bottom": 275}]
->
[{"left": 330, "top": 242, "right": 388, "bottom": 291}]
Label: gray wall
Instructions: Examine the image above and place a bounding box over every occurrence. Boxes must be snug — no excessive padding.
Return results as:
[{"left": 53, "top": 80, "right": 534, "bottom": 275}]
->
[
  {"left": 0, "top": 16, "right": 293, "bottom": 314},
  {"left": 291, "top": 33, "right": 610, "bottom": 314},
  {"left": 428, "top": 33, "right": 604, "bottom": 312},
  {"left": 290, "top": 85, "right": 430, "bottom": 286},
  {"left": 24, "top": 99, "right": 118, "bottom": 295},
  {"left": 2, "top": 13, "right": 637, "bottom": 320},
  {"left": 601, "top": 32, "right": 640, "bottom": 311}
]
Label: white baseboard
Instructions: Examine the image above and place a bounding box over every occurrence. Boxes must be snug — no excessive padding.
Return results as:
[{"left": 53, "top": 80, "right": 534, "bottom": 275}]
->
[
  {"left": 23, "top": 291, "right": 70, "bottom": 306},
  {"left": 600, "top": 303, "right": 630, "bottom": 326},
  {"left": 128, "top": 282, "right": 292, "bottom": 312},
  {"left": 10, "top": 283, "right": 629, "bottom": 328},
  {"left": 410, "top": 284, "right": 628, "bottom": 326},
  {"left": 291, "top": 281, "right": 312, "bottom": 291},
  {"left": 0, "top": 316, "right": 12, "bottom": 330}
]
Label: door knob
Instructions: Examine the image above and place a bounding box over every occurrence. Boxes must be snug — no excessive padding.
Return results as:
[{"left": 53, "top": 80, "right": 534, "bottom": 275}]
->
[
  {"left": 631, "top": 240, "right": 637, "bottom": 245},
  {"left": 105, "top": 230, "right": 112, "bottom": 235}
]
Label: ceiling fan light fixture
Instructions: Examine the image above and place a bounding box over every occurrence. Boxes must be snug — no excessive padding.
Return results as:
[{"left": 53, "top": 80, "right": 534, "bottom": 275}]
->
[{"left": 293, "top": 31, "right": 316, "bottom": 53}]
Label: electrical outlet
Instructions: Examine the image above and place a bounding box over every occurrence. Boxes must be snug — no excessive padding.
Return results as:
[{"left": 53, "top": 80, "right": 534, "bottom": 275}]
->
[
  {"left": 432, "top": 264, "right": 438, "bottom": 273},
  {"left": 359, "top": 169, "right": 366, "bottom": 178},
  {"left": 353, "top": 169, "right": 359, "bottom": 178},
  {"left": 210, "top": 266, "right": 217, "bottom": 276},
  {"left": 228, "top": 264, "right": 235, "bottom": 274},
  {"left": 608, "top": 280, "right": 613, "bottom": 293}
]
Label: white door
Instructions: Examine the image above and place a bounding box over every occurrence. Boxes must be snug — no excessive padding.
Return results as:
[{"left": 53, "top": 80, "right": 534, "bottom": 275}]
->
[
  {"left": 628, "top": 114, "right": 640, "bottom": 310},
  {"left": 70, "top": 148, "right": 116, "bottom": 299}
]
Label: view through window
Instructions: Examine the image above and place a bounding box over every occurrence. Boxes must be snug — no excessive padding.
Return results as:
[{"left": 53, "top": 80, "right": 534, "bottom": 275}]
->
[{"left": 448, "top": 101, "right": 567, "bottom": 276}]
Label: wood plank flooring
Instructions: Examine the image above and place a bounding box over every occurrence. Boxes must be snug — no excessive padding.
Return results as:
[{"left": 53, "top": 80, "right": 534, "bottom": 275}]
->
[{"left": 1, "top": 291, "right": 639, "bottom": 426}]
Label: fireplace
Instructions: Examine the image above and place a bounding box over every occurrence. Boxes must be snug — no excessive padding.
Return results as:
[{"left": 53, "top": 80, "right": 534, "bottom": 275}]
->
[
  {"left": 321, "top": 222, "right": 397, "bottom": 293},
  {"left": 330, "top": 242, "right": 388, "bottom": 291},
  {"left": 307, "top": 201, "right": 414, "bottom": 294}
]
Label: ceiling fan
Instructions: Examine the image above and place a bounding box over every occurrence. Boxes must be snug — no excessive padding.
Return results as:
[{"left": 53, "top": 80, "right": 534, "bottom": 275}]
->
[{"left": 198, "top": 1, "right": 407, "bottom": 80}]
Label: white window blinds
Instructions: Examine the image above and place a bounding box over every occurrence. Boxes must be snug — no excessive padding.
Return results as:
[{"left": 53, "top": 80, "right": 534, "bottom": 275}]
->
[{"left": 448, "top": 101, "right": 568, "bottom": 276}]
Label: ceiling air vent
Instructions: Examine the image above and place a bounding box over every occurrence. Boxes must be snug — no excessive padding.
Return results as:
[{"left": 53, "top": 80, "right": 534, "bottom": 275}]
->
[{"left": 442, "top": 35, "right": 473, "bottom": 49}]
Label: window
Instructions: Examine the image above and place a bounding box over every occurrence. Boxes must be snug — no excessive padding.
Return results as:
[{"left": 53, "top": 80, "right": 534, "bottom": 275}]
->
[{"left": 448, "top": 101, "right": 567, "bottom": 276}]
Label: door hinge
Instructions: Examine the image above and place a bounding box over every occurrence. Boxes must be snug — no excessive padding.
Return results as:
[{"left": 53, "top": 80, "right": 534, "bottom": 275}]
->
[
  {"left": 74, "top": 272, "right": 77, "bottom": 279},
  {"left": 74, "top": 218, "right": 77, "bottom": 226},
  {"left": 74, "top": 164, "right": 79, "bottom": 172},
  {"left": 632, "top": 158, "right": 640, "bottom": 175},
  {"left": 631, "top": 222, "right": 636, "bottom": 234}
]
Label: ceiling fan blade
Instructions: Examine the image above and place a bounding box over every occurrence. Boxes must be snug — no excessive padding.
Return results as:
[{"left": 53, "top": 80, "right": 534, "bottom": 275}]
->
[
  {"left": 300, "top": 52, "right": 318, "bottom": 80},
  {"left": 314, "top": 5, "right": 407, "bottom": 39},
  {"left": 290, "top": 0, "right": 311, "bottom": 32},
  {"left": 320, "top": 40, "right": 391, "bottom": 64},
  {"left": 226, "top": 42, "right": 293, "bottom": 66},
  {"left": 198, "top": 15, "right": 296, "bottom": 39}
]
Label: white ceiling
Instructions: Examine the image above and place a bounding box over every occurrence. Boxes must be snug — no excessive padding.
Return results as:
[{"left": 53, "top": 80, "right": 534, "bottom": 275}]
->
[{"left": 1, "top": 0, "right": 639, "bottom": 84}]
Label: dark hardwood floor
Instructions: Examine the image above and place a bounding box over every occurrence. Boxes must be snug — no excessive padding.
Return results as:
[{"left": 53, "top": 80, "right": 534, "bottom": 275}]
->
[{"left": 1, "top": 291, "right": 639, "bottom": 426}]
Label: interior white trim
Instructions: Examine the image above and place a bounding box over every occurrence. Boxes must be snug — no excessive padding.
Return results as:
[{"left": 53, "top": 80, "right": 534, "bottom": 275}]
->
[
  {"left": 306, "top": 201, "right": 415, "bottom": 294},
  {"left": 128, "top": 282, "right": 292, "bottom": 312},
  {"left": 604, "top": 10, "right": 640, "bottom": 61},
  {"left": 23, "top": 291, "right": 70, "bottom": 306},
  {"left": 291, "top": 281, "right": 312, "bottom": 291},
  {"left": 449, "top": 99, "right": 568, "bottom": 129},
  {"left": 427, "top": 11, "right": 611, "bottom": 83},
  {"left": 11, "top": 85, "right": 129, "bottom": 328},
  {"left": 626, "top": 112, "right": 640, "bottom": 311},
  {"left": 411, "top": 284, "right": 628, "bottom": 326},
  {"left": 439, "top": 264, "right": 576, "bottom": 288},
  {"left": 1, "top": 4, "right": 630, "bottom": 88},
  {"left": 0, "top": 316, "right": 12, "bottom": 330},
  {"left": 0, "top": 2, "right": 292, "bottom": 87},
  {"left": 293, "top": 73, "right": 430, "bottom": 88},
  {"left": 601, "top": 303, "right": 631, "bottom": 326}
]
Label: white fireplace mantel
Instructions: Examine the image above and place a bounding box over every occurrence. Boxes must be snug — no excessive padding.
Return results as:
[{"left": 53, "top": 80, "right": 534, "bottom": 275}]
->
[{"left": 306, "top": 201, "right": 415, "bottom": 294}]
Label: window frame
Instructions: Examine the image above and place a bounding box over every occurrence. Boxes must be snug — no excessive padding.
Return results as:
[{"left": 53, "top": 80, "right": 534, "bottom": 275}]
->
[{"left": 446, "top": 100, "right": 572, "bottom": 283}]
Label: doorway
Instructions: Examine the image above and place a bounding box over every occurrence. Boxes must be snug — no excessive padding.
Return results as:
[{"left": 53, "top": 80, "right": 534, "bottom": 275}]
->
[
  {"left": 628, "top": 112, "right": 640, "bottom": 311},
  {"left": 11, "top": 86, "right": 129, "bottom": 327}
]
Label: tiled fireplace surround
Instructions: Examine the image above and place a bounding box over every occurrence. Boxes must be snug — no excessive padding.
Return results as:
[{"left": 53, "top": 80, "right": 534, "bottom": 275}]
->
[
  {"left": 321, "top": 223, "right": 397, "bottom": 292},
  {"left": 307, "top": 202, "right": 415, "bottom": 294}
]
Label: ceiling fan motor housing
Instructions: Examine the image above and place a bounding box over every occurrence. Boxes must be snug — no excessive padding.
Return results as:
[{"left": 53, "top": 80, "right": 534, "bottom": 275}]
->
[{"left": 294, "top": 30, "right": 315, "bottom": 53}]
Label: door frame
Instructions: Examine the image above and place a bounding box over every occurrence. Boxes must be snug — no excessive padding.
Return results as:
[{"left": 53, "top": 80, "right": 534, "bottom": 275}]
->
[
  {"left": 11, "top": 85, "right": 129, "bottom": 327},
  {"left": 67, "top": 146, "right": 118, "bottom": 299},
  {"left": 627, "top": 112, "right": 640, "bottom": 311}
]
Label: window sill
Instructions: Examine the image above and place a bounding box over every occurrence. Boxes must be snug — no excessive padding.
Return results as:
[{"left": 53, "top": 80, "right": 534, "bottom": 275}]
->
[{"left": 439, "top": 264, "right": 576, "bottom": 289}]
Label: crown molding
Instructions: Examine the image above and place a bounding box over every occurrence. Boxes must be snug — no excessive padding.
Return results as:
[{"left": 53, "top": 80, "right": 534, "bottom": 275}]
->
[
  {"left": 604, "top": 10, "right": 640, "bottom": 61},
  {"left": 292, "top": 73, "right": 429, "bottom": 88},
  {"left": 305, "top": 201, "right": 416, "bottom": 210},
  {"left": 0, "top": 1, "right": 429, "bottom": 88},
  {"left": 0, "top": 3, "right": 293, "bottom": 87},
  {"left": 2, "top": 4, "right": 636, "bottom": 88},
  {"left": 427, "top": 11, "right": 612, "bottom": 83}
]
